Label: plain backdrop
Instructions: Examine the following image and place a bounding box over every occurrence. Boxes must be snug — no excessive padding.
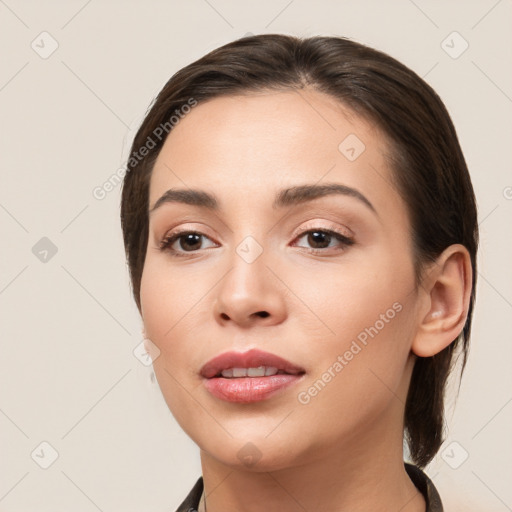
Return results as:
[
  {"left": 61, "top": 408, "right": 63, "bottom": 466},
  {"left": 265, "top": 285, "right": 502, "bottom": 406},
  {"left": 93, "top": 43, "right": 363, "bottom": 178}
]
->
[{"left": 1, "top": 1, "right": 511, "bottom": 511}]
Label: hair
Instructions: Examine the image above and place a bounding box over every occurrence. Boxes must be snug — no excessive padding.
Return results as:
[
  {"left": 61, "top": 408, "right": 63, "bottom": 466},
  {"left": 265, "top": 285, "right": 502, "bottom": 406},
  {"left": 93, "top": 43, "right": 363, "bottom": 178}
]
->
[{"left": 120, "top": 33, "right": 478, "bottom": 468}]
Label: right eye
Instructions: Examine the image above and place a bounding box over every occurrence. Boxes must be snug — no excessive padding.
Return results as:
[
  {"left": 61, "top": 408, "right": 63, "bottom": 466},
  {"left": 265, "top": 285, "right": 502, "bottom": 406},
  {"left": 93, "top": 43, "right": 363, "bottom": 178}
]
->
[{"left": 159, "top": 230, "right": 218, "bottom": 257}]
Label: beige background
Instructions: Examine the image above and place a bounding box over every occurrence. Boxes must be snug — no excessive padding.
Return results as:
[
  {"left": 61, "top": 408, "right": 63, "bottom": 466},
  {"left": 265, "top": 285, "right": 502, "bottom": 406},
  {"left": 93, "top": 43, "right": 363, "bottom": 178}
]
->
[{"left": 1, "top": 0, "right": 511, "bottom": 510}]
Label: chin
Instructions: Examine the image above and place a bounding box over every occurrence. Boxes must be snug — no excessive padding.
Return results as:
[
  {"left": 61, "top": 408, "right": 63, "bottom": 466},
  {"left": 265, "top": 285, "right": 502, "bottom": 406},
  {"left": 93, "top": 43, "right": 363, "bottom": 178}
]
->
[{"left": 198, "top": 434, "right": 314, "bottom": 473}]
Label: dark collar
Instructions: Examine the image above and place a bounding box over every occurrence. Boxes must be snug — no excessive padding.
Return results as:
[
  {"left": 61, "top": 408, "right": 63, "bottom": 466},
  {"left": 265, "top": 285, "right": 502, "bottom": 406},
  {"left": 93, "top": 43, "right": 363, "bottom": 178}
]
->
[
  {"left": 174, "top": 463, "right": 443, "bottom": 511},
  {"left": 175, "top": 476, "right": 203, "bottom": 512},
  {"left": 405, "top": 463, "right": 443, "bottom": 511}
]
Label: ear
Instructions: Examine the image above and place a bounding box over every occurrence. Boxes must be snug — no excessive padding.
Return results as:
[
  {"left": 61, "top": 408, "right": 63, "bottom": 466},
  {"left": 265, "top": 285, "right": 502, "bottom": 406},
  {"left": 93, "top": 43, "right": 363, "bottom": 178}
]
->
[{"left": 412, "top": 244, "right": 473, "bottom": 357}]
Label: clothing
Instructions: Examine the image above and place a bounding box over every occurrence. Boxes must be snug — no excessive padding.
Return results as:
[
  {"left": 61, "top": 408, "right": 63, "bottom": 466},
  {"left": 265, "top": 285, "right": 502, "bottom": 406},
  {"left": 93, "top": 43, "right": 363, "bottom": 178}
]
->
[{"left": 174, "top": 462, "right": 443, "bottom": 511}]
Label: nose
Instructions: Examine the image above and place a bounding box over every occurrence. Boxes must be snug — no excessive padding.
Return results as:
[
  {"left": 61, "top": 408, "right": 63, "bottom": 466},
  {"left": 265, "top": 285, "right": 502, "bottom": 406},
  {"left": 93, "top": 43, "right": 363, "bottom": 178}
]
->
[{"left": 213, "top": 246, "right": 287, "bottom": 328}]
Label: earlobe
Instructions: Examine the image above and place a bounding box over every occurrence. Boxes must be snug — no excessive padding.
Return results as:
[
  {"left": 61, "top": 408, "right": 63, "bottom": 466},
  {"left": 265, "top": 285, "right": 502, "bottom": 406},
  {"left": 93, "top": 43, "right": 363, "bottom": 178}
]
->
[{"left": 412, "top": 244, "right": 472, "bottom": 358}]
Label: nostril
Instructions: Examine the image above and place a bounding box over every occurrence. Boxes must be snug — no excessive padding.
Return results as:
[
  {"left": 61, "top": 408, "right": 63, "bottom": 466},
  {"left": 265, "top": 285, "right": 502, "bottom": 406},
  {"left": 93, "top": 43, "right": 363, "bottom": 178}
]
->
[{"left": 256, "top": 311, "right": 270, "bottom": 318}]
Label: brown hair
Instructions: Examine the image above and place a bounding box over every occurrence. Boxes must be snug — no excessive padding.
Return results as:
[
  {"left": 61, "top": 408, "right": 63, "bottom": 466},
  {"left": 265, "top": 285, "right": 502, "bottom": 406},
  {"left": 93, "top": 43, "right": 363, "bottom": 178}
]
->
[{"left": 120, "top": 34, "right": 478, "bottom": 468}]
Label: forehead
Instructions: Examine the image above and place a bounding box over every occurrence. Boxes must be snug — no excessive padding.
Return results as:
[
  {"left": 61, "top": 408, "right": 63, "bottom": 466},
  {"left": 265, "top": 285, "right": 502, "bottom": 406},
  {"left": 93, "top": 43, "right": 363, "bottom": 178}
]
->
[{"left": 148, "top": 88, "right": 397, "bottom": 213}]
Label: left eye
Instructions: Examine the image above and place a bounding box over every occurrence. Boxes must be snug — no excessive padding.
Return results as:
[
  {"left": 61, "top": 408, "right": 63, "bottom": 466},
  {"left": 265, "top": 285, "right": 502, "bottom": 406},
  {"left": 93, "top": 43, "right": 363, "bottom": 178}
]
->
[{"left": 293, "top": 229, "right": 354, "bottom": 251}]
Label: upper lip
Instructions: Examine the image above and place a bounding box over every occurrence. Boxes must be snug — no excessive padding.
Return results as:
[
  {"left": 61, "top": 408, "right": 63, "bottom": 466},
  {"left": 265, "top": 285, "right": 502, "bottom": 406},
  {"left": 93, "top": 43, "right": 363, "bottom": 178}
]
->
[{"left": 200, "top": 349, "right": 305, "bottom": 379}]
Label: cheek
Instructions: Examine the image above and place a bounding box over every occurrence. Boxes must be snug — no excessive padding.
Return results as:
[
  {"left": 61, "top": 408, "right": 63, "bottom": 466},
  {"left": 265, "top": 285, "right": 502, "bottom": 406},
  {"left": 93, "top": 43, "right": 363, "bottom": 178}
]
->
[
  {"left": 139, "top": 256, "right": 216, "bottom": 391},
  {"left": 291, "top": 246, "right": 414, "bottom": 345},
  {"left": 140, "top": 261, "right": 208, "bottom": 433},
  {"left": 290, "top": 252, "right": 416, "bottom": 415},
  {"left": 140, "top": 256, "right": 210, "bottom": 342}
]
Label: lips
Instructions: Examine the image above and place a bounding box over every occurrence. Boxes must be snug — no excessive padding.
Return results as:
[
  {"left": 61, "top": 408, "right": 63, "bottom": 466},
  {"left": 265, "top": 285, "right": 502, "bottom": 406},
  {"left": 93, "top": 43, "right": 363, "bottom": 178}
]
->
[
  {"left": 200, "top": 349, "right": 305, "bottom": 379},
  {"left": 200, "top": 349, "right": 306, "bottom": 403}
]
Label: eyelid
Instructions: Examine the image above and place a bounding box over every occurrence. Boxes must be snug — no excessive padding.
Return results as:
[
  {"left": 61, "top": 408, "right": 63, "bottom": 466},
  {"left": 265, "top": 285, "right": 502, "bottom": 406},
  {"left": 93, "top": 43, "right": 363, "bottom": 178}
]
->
[
  {"left": 291, "top": 219, "right": 353, "bottom": 239},
  {"left": 158, "top": 222, "right": 218, "bottom": 243}
]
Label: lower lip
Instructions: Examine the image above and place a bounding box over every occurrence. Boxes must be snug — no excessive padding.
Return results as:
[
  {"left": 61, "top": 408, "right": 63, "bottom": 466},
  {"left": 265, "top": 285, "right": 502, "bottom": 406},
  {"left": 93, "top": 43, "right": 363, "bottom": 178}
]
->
[{"left": 203, "top": 374, "right": 303, "bottom": 403}]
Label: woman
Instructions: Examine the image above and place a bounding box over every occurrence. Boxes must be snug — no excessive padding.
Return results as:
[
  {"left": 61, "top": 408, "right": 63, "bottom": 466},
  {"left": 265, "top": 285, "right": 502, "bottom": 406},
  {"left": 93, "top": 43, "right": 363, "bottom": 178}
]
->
[{"left": 120, "top": 34, "right": 478, "bottom": 511}]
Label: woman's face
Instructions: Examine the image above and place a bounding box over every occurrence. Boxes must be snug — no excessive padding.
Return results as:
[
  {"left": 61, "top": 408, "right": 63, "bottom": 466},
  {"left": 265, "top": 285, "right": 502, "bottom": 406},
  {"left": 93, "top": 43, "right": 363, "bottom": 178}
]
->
[{"left": 140, "top": 89, "right": 424, "bottom": 471}]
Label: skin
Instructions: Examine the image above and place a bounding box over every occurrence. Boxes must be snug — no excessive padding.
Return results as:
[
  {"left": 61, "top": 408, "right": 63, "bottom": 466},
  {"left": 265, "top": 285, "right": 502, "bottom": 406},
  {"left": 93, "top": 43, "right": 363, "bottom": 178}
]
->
[{"left": 140, "top": 88, "right": 472, "bottom": 512}]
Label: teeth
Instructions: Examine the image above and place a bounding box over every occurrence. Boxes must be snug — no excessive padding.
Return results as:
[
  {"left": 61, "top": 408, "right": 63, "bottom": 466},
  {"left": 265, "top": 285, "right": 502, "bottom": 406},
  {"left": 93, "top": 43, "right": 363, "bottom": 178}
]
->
[
  {"left": 232, "top": 367, "right": 247, "bottom": 377},
  {"left": 247, "top": 366, "right": 266, "bottom": 377},
  {"left": 220, "top": 366, "right": 279, "bottom": 378}
]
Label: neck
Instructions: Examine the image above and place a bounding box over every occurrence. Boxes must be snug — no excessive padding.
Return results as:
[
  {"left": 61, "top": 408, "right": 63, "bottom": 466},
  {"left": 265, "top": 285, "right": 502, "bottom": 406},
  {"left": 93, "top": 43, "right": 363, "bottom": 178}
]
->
[{"left": 199, "top": 426, "right": 425, "bottom": 512}]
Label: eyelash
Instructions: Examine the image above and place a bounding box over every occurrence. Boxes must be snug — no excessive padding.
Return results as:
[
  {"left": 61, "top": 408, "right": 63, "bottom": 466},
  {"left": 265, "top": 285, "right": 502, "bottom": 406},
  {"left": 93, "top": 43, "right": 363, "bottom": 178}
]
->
[{"left": 158, "top": 227, "right": 355, "bottom": 258}]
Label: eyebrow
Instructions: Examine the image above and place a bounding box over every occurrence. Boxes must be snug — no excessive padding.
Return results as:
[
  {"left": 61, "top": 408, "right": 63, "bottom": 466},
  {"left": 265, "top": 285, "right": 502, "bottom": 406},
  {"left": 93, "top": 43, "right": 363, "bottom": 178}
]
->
[{"left": 149, "top": 183, "right": 377, "bottom": 216}]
